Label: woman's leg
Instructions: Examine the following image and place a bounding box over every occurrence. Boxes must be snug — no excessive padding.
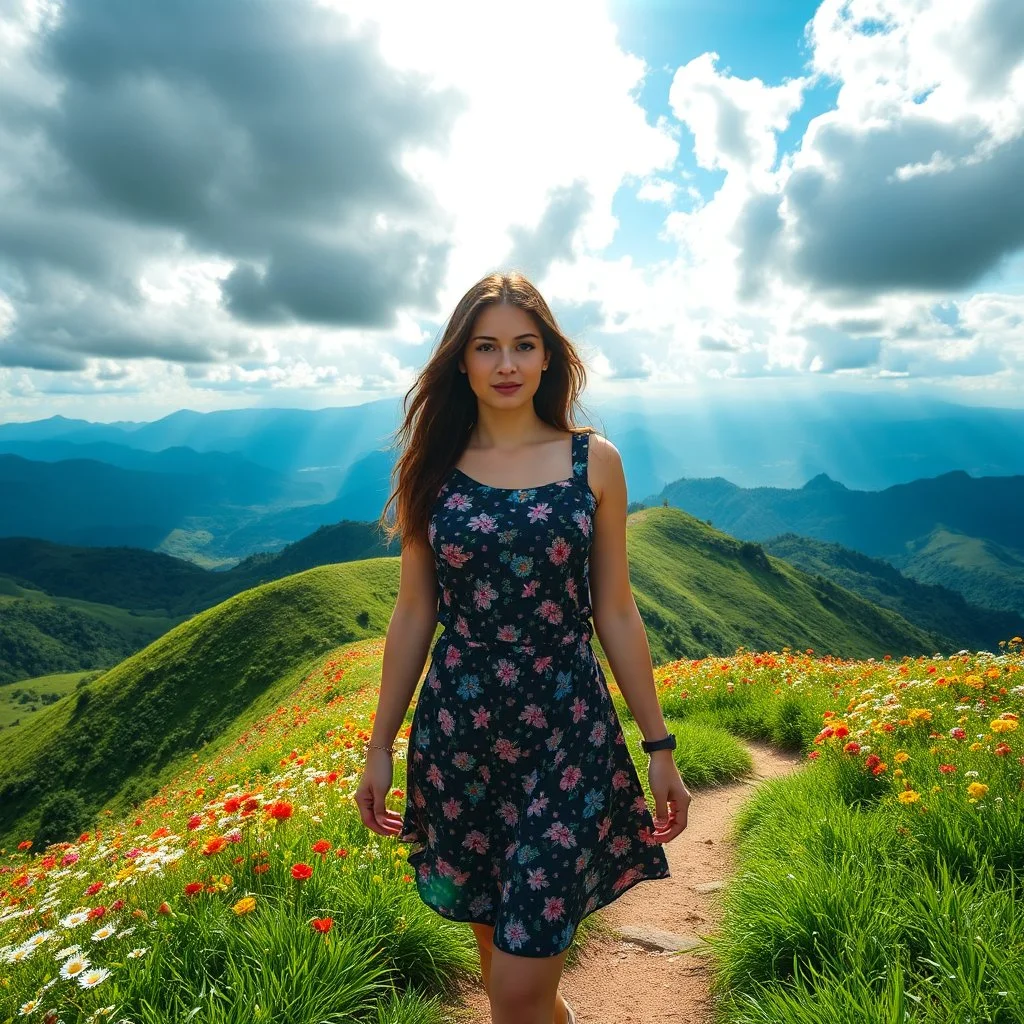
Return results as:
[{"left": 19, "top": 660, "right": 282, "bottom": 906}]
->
[{"left": 469, "top": 923, "right": 571, "bottom": 1024}]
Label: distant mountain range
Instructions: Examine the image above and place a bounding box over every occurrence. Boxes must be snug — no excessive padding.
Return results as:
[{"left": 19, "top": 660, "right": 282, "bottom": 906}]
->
[{"left": 2, "top": 393, "right": 1024, "bottom": 561}]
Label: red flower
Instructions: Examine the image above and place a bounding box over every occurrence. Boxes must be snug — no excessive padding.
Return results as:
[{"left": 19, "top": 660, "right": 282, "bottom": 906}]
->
[
  {"left": 938, "top": 764, "right": 958, "bottom": 774},
  {"left": 17, "top": 840, "right": 32, "bottom": 851},
  {"left": 157, "top": 901, "right": 172, "bottom": 915},
  {"left": 186, "top": 815, "right": 203, "bottom": 831},
  {"left": 184, "top": 882, "right": 204, "bottom": 896},
  {"left": 252, "top": 863, "right": 270, "bottom": 875},
  {"left": 266, "top": 801, "right": 294, "bottom": 821},
  {"left": 85, "top": 882, "right": 104, "bottom": 896},
  {"left": 311, "top": 839, "right": 332, "bottom": 855},
  {"left": 311, "top": 917, "right": 333, "bottom": 933},
  {"left": 202, "top": 837, "right": 228, "bottom": 856},
  {"left": 110, "top": 899, "right": 125, "bottom": 912},
  {"left": 291, "top": 862, "right": 313, "bottom": 881},
  {"left": 88, "top": 905, "right": 106, "bottom": 919}
]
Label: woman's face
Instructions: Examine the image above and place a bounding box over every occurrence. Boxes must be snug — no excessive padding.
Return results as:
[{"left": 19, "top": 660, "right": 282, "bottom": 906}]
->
[{"left": 458, "top": 302, "right": 550, "bottom": 409}]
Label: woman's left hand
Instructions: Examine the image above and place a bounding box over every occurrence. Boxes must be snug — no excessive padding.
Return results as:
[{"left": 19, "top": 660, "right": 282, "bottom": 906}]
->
[{"left": 647, "top": 751, "right": 691, "bottom": 843}]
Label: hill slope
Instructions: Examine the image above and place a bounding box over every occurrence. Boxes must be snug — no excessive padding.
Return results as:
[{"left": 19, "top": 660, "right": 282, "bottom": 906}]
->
[
  {"left": 0, "top": 558, "right": 402, "bottom": 846},
  {"left": 761, "top": 532, "right": 1022, "bottom": 652}
]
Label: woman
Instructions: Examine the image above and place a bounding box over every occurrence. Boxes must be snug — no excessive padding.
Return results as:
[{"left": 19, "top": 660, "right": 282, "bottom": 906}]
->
[{"left": 356, "top": 270, "right": 691, "bottom": 1024}]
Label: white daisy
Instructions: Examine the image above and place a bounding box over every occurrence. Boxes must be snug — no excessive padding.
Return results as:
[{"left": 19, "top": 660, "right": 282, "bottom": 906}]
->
[
  {"left": 60, "top": 909, "right": 91, "bottom": 928},
  {"left": 8, "top": 946, "right": 36, "bottom": 965},
  {"left": 91, "top": 924, "right": 117, "bottom": 942},
  {"left": 59, "top": 954, "right": 91, "bottom": 979},
  {"left": 23, "top": 929, "right": 55, "bottom": 948},
  {"left": 78, "top": 966, "right": 111, "bottom": 989},
  {"left": 55, "top": 944, "right": 83, "bottom": 960},
  {"left": 126, "top": 946, "right": 149, "bottom": 958},
  {"left": 18, "top": 997, "right": 40, "bottom": 1015}
]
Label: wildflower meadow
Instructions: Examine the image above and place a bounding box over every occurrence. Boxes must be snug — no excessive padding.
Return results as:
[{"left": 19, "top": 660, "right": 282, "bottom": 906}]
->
[{"left": 1, "top": 635, "right": 1021, "bottom": 1023}]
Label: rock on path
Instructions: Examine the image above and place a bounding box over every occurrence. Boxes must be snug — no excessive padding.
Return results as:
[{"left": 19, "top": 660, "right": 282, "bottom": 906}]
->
[{"left": 446, "top": 740, "right": 803, "bottom": 1024}]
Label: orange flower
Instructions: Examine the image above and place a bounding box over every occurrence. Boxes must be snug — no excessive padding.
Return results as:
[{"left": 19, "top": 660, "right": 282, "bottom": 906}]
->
[
  {"left": 157, "top": 901, "right": 172, "bottom": 915},
  {"left": 202, "top": 837, "right": 228, "bottom": 856},
  {"left": 252, "top": 863, "right": 270, "bottom": 875},
  {"left": 291, "top": 862, "right": 313, "bottom": 881}
]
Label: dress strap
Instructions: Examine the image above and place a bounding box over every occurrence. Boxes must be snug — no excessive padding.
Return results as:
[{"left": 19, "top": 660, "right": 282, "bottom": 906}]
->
[{"left": 571, "top": 430, "right": 590, "bottom": 483}]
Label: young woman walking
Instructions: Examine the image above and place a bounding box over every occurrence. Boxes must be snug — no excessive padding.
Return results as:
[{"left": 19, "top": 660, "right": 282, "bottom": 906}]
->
[{"left": 356, "top": 271, "right": 691, "bottom": 1024}]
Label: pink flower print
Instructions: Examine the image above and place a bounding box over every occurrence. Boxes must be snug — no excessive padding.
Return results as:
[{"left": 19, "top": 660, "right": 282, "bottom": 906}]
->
[
  {"left": 542, "top": 896, "right": 565, "bottom": 922},
  {"left": 527, "top": 501, "right": 553, "bottom": 523},
  {"left": 553, "top": 748, "right": 567, "bottom": 766},
  {"left": 427, "top": 665, "right": 440, "bottom": 692},
  {"left": 611, "top": 770, "right": 630, "bottom": 790},
  {"left": 560, "top": 765, "right": 583, "bottom": 791},
  {"left": 417, "top": 862, "right": 431, "bottom": 883},
  {"left": 589, "top": 721, "right": 607, "bottom": 745},
  {"left": 613, "top": 866, "right": 643, "bottom": 893},
  {"left": 546, "top": 727, "right": 564, "bottom": 751},
  {"left": 503, "top": 918, "right": 528, "bottom": 950},
  {"left": 546, "top": 536, "right": 571, "bottom": 565},
  {"left": 426, "top": 764, "right": 445, "bottom": 791},
  {"left": 542, "top": 821, "right": 577, "bottom": 848},
  {"left": 442, "top": 798, "right": 463, "bottom": 820},
  {"left": 437, "top": 708, "right": 455, "bottom": 736},
  {"left": 533, "top": 655, "right": 553, "bottom": 674},
  {"left": 444, "top": 645, "right": 462, "bottom": 670},
  {"left": 597, "top": 816, "right": 612, "bottom": 840},
  {"left": 453, "top": 868, "right": 471, "bottom": 885},
  {"left": 522, "top": 579, "right": 540, "bottom": 597},
  {"left": 494, "top": 738, "right": 523, "bottom": 763},
  {"left": 572, "top": 509, "right": 592, "bottom": 536},
  {"left": 445, "top": 492, "right": 473, "bottom": 511},
  {"left": 413, "top": 787, "right": 427, "bottom": 810},
  {"left": 467, "top": 512, "right": 498, "bottom": 533},
  {"left": 526, "top": 867, "right": 549, "bottom": 890},
  {"left": 427, "top": 520, "right": 437, "bottom": 546},
  {"left": 496, "top": 659, "right": 520, "bottom": 686},
  {"left": 498, "top": 801, "right": 519, "bottom": 826},
  {"left": 471, "top": 706, "right": 491, "bottom": 729},
  {"left": 574, "top": 849, "right": 592, "bottom": 873},
  {"left": 638, "top": 825, "right": 657, "bottom": 846},
  {"left": 610, "top": 835, "right": 632, "bottom": 858},
  {"left": 455, "top": 615, "right": 471, "bottom": 638},
  {"left": 436, "top": 857, "right": 455, "bottom": 877},
  {"left": 536, "top": 600, "right": 563, "bottom": 625},
  {"left": 473, "top": 579, "right": 498, "bottom": 610},
  {"left": 496, "top": 624, "right": 521, "bottom": 642},
  {"left": 452, "top": 751, "right": 473, "bottom": 770},
  {"left": 462, "top": 830, "right": 489, "bottom": 855},
  {"left": 441, "top": 543, "right": 472, "bottom": 568},
  {"left": 631, "top": 794, "right": 649, "bottom": 814},
  {"left": 479, "top": 764, "right": 491, "bottom": 783},
  {"left": 570, "top": 697, "right": 589, "bottom": 723},
  {"left": 519, "top": 703, "right": 548, "bottom": 728},
  {"left": 526, "top": 795, "right": 549, "bottom": 817},
  {"left": 566, "top": 577, "right": 577, "bottom": 601}
]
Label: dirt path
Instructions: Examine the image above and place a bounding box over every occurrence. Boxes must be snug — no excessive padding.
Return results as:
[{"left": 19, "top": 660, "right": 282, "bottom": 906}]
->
[{"left": 446, "top": 740, "right": 803, "bottom": 1024}]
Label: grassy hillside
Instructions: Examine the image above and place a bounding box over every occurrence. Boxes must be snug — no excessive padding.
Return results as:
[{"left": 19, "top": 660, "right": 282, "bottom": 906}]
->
[
  {"left": 762, "top": 531, "right": 1023, "bottom": 652},
  {"left": 0, "top": 558, "right": 402, "bottom": 848},
  {"left": 623, "top": 507, "right": 946, "bottom": 663},
  {"left": 0, "top": 577, "right": 179, "bottom": 684}
]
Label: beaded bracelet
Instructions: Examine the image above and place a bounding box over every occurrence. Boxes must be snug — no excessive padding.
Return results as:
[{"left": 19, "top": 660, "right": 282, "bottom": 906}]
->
[{"left": 366, "top": 741, "right": 396, "bottom": 755}]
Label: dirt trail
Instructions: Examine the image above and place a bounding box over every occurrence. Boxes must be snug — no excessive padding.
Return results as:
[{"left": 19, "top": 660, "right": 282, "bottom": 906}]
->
[{"left": 446, "top": 740, "right": 803, "bottom": 1024}]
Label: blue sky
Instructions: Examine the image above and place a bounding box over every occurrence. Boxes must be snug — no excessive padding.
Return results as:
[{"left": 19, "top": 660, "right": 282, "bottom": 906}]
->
[{"left": 0, "top": 0, "right": 1021, "bottom": 422}]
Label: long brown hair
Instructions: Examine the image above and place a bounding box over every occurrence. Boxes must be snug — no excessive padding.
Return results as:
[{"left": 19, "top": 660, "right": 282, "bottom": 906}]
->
[{"left": 378, "top": 270, "right": 595, "bottom": 547}]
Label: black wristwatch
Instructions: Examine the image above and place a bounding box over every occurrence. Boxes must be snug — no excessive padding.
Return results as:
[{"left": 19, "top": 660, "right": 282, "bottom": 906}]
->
[{"left": 641, "top": 732, "right": 677, "bottom": 754}]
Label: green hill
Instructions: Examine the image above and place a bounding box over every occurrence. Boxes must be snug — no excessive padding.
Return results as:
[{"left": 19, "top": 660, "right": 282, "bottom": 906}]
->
[
  {"left": 0, "top": 506, "right": 946, "bottom": 849},
  {"left": 622, "top": 507, "right": 945, "bottom": 663},
  {"left": 0, "top": 524, "right": 395, "bottom": 681},
  {"left": 0, "top": 577, "right": 179, "bottom": 684},
  {"left": 0, "top": 558, "right": 402, "bottom": 848},
  {"left": 762, "top": 531, "right": 1022, "bottom": 651}
]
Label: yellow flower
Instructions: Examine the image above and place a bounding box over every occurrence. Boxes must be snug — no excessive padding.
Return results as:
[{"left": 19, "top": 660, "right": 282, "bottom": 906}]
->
[
  {"left": 897, "top": 790, "right": 921, "bottom": 804},
  {"left": 964, "top": 675, "right": 984, "bottom": 690},
  {"left": 991, "top": 718, "right": 1018, "bottom": 733},
  {"left": 894, "top": 751, "right": 910, "bottom": 763},
  {"left": 907, "top": 708, "right": 932, "bottom": 723},
  {"left": 969, "top": 742, "right": 984, "bottom": 752},
  {"left": 930, "top": 785, "right": 942, "bottom": 794},
  {"left": 232, "top": 896, "right": 257, "bottom": 915},
  {"left": 893, "top": 769, "right": 904, "bottom": 778},
  {"left": 966, "top": 782, "right": 989, "bottom": 800}
]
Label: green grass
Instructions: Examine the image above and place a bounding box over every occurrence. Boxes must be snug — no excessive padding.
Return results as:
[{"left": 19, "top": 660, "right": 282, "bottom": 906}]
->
[{"left": 0, "top": 669, "right": 96, "bottom": 731}]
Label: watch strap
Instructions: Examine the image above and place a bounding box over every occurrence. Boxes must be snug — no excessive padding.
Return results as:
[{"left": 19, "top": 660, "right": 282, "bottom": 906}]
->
[{"left": 641, "top": 732, "right": 677, "bottom": 754}]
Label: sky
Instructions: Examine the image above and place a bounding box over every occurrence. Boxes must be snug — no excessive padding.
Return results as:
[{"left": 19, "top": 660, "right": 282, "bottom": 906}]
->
[{"left": 0, "top": 0, "right": 1022, "bottom": 423}]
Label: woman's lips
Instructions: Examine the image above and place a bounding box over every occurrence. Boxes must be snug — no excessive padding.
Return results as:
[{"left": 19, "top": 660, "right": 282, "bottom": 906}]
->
[{"left": 492, "top": 383, "right": 522, "bottom": 393}]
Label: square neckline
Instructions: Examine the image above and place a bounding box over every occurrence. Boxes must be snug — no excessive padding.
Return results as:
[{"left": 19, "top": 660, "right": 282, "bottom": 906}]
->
[{"left": 449, "top": 430, "right": 583, "bottom": 493}]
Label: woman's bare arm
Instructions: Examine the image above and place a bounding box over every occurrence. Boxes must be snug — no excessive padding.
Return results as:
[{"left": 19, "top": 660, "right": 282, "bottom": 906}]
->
[{"left": 368, "top": 534, "right": 439, "bottom": 749}]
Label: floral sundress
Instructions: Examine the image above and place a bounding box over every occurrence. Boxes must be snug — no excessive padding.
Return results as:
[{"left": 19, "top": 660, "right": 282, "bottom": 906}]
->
[{"left": 399, "top": 429, "right": 671, "bottom": 957}]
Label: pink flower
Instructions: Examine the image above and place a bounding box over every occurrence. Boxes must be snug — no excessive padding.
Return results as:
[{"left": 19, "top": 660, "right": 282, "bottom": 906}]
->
[
  {"left": 570, "top": 697, "right": 589, "bottom": 723},
  {"left": 527, "top": 502, "right": 553, "bottom": 523},
  {"left": 441, "top": 543, "right": 472, "bottom": 568},
  {"left": 546, "top": 536, "right": 571, "bottom": 565},
  {"left": 533, "top": 655, "right": 553, "bottom": 673},
  {"left": 442, "top": 798, "right": 463, "bottom": 820},
  {"left": 610, "top": 835, "right": 631, "bottom": 857},
  {"left": 542, "top": 896, "right": 565, "bottom": 921},
  {"left": 497, "top": 624, "right": 520, "bottom": 642},
  {"left": 611, "top": 770, "right": 630, "bottom": 790},
  {"left": 498, "top": 801, "right": 519, "bottom": 826},
  {"left": 444, "top": 645, "right": 463, "bottom": 669},
  {"left": 438, "top": 708, "right": 455, "bottom": 736},
  {"left": 496, "top": 659, "right": 520, "bottom": 686},
  {"left": 468, "top": 513, "right": 498, "bottom": 533},
  {"left": 527, "top": 795, "right": 549, "bottom": 817},
  {"left": 444, "top": 492, "right": 473, "bottom": 510},
  {"left": 473, "top": 579, "right": 498, "bottom": 610},
  {"left": 462, "top": 830, "right": 489, "bottom": 855},
  {"left": 426, "top": 764, "right": 445, "bottom": 791},
  {"left": 527, "top": 867, "right": 549, "bottom": 890},
  {"left": 494, "top": 738, "right": 523, "bottom": 763},
  {"left": 519, "top": 704, "right": 548, "bottom": 728},
  {"left": 560, "top": 765, "right": 583, "bottom": 791},
  {"left": 536, "top": 600, "right": 563, "bottom": 625},
  {"left": 542, "top": 822, "right": 577, "bottom": 848},
  {"left": 471, "top": 706, "right": 491, "bottom": 729}
]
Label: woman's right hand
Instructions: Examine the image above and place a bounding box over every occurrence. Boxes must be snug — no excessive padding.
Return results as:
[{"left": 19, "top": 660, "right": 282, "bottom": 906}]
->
[{"left": 354, "top": 749, "right": 406, "bottom": 837}]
